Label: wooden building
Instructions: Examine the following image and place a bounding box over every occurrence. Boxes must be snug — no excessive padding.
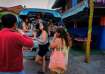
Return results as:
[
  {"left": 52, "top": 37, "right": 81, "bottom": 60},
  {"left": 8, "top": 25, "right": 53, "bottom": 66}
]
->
[{"left": 52, "top": 0, "right": 105, "bottom": 51}]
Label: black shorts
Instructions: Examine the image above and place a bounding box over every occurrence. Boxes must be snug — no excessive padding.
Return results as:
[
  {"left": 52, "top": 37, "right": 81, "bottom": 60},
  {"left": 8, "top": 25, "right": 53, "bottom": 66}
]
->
[{"left": 38, "top": 43, "right": 49, "bottom": 57}]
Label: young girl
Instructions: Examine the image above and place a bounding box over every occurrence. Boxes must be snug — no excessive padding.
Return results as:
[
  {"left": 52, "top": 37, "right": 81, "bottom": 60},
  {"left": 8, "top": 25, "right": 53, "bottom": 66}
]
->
[{"left": 49, "top": 27, "right": 72, "bottom": 74}]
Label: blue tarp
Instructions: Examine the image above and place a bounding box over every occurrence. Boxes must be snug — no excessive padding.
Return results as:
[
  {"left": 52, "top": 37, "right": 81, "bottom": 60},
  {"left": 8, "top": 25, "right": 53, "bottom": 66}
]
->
[
  {"left": 99, "top": 27, "right": 105, "bottom": 51},
  {"left": 19, "top": 8, "right": 61, "bottom": 18},
  {"left": 62, "top": 0, "right": 88, "bottom": 19},
  {"left": 68, "top": 27, "right": 88, "bottom": 38},
  {"left": 68, "top": 26, "right": 102, "bottom": 38}
]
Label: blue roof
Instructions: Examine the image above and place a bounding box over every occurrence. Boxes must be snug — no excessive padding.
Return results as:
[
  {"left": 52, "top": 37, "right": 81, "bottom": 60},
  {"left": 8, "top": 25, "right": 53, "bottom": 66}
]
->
[
  {"left": 19, "top": 8, "right": 61, "bottom": 18},
  {"left": 62, "top": 0, "right": 88, "bottom": 19}
]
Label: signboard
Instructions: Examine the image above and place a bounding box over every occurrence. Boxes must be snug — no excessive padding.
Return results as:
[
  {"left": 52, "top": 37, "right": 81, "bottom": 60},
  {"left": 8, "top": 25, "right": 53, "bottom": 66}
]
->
[
  {"left": 95, "top": 0, "right": 105, "bottom": 3},
  {"left": 94, "top": 0, "right": 105, "bottom": 7},
  {"left": 100, "top": 16, "right": 105, "bottom": 26}
]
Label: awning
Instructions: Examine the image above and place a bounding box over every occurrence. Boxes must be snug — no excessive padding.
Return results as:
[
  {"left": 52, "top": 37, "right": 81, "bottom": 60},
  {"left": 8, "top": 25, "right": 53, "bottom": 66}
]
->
[
  {"left": 62, "top": 0, "right": 88, "bottom": 19},
  {"left": 52, "top": 0, "right": 66, "bottom": 9},
  {"left": 19, "top": 8, "right": 61, "bottom": 18}
]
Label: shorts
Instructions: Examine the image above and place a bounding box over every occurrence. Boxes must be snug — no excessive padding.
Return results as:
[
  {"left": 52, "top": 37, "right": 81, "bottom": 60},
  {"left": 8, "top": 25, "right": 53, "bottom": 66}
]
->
[
  {"left": 38, "top": 43, "right": 49, "bottom": 57},
  {"left": 0, "top": 71, "right": 25, "bottom": 74}
]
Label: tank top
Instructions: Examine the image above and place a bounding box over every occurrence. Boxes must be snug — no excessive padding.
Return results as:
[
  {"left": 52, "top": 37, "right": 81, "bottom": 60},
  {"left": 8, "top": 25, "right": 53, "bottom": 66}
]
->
[{"left": 38, "top": 31, "right": 48, "bottom": 45}]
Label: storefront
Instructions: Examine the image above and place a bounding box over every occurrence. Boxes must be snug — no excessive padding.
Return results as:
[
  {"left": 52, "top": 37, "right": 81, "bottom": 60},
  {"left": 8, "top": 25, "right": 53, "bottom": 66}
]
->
[{"left": 52, "top": 0, "right": 105, "bottom": 51}]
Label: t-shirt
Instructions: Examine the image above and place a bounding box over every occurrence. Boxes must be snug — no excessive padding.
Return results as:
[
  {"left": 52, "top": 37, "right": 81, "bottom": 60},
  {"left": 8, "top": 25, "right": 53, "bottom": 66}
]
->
[{"left": 0, "top": 28, "right": 33, "bottom": 72}]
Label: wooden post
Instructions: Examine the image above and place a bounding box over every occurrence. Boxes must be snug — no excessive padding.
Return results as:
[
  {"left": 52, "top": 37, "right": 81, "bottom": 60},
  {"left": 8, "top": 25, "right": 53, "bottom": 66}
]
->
[{"left": 85, "top": 0, "right": 94, "bottom": 63}]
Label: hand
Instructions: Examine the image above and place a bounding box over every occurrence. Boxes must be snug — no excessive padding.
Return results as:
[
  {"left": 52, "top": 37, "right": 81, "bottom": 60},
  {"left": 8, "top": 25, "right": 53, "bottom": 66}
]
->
[
  {"left": 31, "top": 36, "right": 37, "bottom": 40},
  {"left": 18, "top": 29, "right": 25, "bottom": 35},
  {"left": 54, "top": 33, "right": 57, "bottom": 38}
]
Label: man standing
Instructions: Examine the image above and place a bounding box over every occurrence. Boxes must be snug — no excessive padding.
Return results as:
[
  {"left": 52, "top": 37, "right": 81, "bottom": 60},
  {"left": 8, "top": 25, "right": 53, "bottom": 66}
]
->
[{"left": 0, "top": 14, "right": 34, "bottom": 74}]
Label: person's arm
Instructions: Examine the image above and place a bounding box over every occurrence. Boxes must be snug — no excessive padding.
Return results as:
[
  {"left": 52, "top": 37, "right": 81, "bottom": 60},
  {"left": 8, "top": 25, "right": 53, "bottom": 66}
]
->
[
  {"left": 16, "top": 32, "right": 34, "bottom": 48},
  {"left": 50, "top": 33, "right": 58, "bottom": 49},
  {"left": 35, "top": 31, "right": 47, "bottom": 44},
  {"left": 50, "top": 38, "right": 59, "bottom": 49},
  {"left": 22, "top": 22, "right": 28, "bottom": 32},
  {"left": 67, "top": 33, "right": 72, "bottom": 48}
]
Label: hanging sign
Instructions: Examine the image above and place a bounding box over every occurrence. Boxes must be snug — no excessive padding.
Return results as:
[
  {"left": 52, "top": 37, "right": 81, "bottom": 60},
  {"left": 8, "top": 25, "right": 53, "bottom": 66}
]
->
[{"left": 100, "top": 16, "right": 105, "bottom": 26}]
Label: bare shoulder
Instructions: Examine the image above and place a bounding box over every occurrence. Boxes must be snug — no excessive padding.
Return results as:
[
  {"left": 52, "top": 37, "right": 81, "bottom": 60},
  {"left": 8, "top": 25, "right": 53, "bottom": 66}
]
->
[
  {"left": 43, "top": 30, "right": 47, "bottom": 33},
  {"left": 42, "top": 30, "right": 47, "bottom": 35},
  {"left": 50, "top": 38, "right": 60, "bottom": 49}
]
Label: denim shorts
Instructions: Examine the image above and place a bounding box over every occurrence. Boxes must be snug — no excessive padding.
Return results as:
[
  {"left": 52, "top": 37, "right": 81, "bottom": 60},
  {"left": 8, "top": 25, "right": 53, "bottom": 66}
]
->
[{"left": 0, "top": 71, "right": 25, "bottom": 74}]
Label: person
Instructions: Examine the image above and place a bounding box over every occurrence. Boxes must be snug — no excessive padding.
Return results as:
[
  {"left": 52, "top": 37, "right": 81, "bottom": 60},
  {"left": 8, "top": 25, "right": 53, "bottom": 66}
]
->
[
  {"left": 22, "top": 17, "right": 29, "bottom": 32},
  {"left": 36, "top": 14, "right": 43, "bottom": 24},
  {"left": 48, "top": 20, "right": 57, "bottom": 37},
  {"left": 35, "top": 22, "right": 49, "bottom": 74},
  {"left": 22, "top": 17, "right": 33, "bottom": 36},
  {"left": 49, "top": 27, "right": 72, "bottom": 74},
  {"left": 0, "top": 14, "right": 34, "bottom": 74}
]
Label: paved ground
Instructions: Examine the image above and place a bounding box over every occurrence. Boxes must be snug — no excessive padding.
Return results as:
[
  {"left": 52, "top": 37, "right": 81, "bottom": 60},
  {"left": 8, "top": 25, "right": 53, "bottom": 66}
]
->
[{"left": 23, "top": 50, "right": 105, "bottom": 74}]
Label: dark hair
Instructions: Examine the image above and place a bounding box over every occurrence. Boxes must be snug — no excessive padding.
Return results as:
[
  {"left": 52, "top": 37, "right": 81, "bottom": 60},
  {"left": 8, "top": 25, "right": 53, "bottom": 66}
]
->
[
  {"left": 36, "top": 21, "right": 48, "bottom": 37},
  {"left": 42, "top": 21, "right": 48, "bottom": 32},
  {"left": 35, "top": 23, "right": 40, "bottom": 29},
  {"left": 38, "top": 21, "right": 48, "bottom": 33},
  {"left": 56, "top": 27, "right": 70, "bottom": 47},
  {"left": 1, "top": 14, "right": 17, "bottom": 28},
  {"left": 19, "top": 15, "right": 28, "bottom": 22}
]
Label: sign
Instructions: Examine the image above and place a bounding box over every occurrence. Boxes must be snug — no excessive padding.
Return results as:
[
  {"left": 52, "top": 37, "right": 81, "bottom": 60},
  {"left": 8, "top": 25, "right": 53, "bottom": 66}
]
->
[
  {"left": 100, "top": 16, "right": 105, "bottom": 26},
  {"left": 95, "top": 0, "right": 105, "bottom": 4}
]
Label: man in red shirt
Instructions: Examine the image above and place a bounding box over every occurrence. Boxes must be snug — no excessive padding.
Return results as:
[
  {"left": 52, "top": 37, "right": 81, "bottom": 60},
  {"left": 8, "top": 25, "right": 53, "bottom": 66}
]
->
[{"left": 0, "top": 14, "right": 34, "bottom": 74}]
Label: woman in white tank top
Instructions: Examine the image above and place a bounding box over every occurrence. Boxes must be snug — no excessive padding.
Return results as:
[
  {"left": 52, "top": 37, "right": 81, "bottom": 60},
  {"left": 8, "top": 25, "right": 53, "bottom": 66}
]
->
[{"left": 35, "top": 22, "right": 49, "bottom": 74}]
